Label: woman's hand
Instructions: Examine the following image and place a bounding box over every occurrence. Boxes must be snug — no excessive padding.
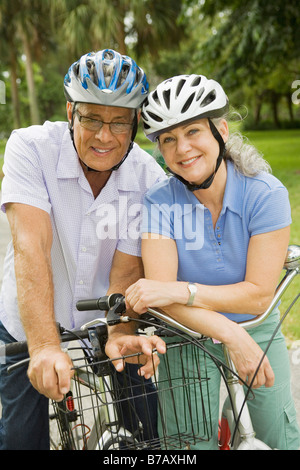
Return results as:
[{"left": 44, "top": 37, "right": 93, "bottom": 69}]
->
[
  {"left": 125, "top": 279, "right": 188, "bottom": 314},
  {"left": 225, "top": 325, "right": 275, "bottom": 389}
]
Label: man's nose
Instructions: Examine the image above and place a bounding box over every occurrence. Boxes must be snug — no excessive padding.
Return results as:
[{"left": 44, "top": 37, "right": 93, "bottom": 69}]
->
[{"left": 94, "top": 123, "right": 113, "bottom": 141}]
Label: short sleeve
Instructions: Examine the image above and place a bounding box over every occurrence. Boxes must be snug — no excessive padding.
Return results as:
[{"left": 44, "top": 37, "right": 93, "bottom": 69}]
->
[
  {"left": 141, "top": 192, "right": 176, "bottom": 239},
  {"left": 1, "top": 131, "right": 52, "bottom": 214},
  {"left": 248, "top": 185, "right": 291, "bottom": 236}
]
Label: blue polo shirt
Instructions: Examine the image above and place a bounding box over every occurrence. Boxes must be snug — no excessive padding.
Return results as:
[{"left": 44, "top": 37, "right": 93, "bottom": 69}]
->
[{"left": 141, "top": 160, "right": 292, "bottom": 322}]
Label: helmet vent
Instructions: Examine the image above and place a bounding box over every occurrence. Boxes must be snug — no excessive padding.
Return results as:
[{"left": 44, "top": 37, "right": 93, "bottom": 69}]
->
[
  {"left": 196, "top": 87, "right": 205, "bottom": 101},
  {"left": 191, "top": 76, "right": 202, "bottom": 87},
  {"left": 103, "top": 63, "right": 115, "bottom": 87},
  {"left": 176, "top": 79, "right": 186, "bottom": 97},
  {"left": 152, "top": 91, "right": 159, "bottom": 105},
  {"left": 103, "top": 50, "right": 114, "bottom": 60},
  {"left": 181, "top": 92, "right": 196, "bottom": 113},
  {"left": 200, "top": 90, "right": 216, "bottom": 107},
  {"left": 147, "top": 111, "right": 163, "bottom": 122},
  {"left": 163, "top": 89, "right": 171, "bottom": 109}
]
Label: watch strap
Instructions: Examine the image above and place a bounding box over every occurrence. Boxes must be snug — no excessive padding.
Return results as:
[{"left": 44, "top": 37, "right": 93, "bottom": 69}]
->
[{"left": 187, "top": 282, "right": 197, "bottom": 306}]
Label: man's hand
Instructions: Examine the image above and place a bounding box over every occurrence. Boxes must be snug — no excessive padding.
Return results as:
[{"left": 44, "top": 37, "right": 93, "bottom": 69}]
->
[
  {"left": 105, "top": 333, "right": 166, "bottom": 379},
  {"left": 27, "top": 345, "right": 74, "bottom": 401}
]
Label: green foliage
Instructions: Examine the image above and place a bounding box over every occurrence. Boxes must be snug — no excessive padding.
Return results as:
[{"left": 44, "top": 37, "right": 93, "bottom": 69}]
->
[{"left": 0, "top": 0, "right": 299, "bottom": 135}]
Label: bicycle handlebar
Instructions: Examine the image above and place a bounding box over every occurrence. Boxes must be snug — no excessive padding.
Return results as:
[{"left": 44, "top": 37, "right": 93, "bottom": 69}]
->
[
  {"left": 0, "top": 323, "right": 107, "bottom": 358},
  {"left": 2, "top": 245, "right": 299, "bottom": 368}
]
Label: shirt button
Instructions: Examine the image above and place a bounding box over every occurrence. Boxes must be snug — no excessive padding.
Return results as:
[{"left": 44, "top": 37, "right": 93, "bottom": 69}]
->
[
  {"left": 79, "top": 280, "right": 84, "bottom": 285},
  {"left": 81, "top": 246, "right": 87, "bottom": 252}
]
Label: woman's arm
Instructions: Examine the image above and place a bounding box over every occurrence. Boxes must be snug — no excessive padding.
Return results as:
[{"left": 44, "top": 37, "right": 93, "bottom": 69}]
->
[
  {"left": 127, "top": 227, "right": 290, "bottom": 316},
  {"left": 125, "top": 234, "right": 275, "bottom": 388}
]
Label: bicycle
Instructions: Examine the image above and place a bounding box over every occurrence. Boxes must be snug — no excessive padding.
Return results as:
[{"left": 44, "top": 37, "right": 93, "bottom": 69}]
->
[
  {"left": 3, "top": 295, "right": 212, "bottom": 450},
  {"left": 2, "top": 244, "right": 299, "bottom": 450}
]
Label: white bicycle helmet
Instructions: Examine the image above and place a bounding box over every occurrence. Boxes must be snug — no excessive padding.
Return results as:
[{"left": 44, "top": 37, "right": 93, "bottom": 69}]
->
[
  {"left": 142, "top": 74, "right": 229, "bottom": 190},
  {"left": 64, "top": 49, "right": 149, "bottom": 109},
  {"left": 142, "top": 74, "right": 228, "bottom": 142}
]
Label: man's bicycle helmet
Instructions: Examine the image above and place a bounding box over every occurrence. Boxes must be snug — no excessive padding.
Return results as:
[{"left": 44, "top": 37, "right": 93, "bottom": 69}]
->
[
  {"left": 142, "top": 74, "right": 229, "bottom": 190},
  {"left": 64, "top": 49, "right": 149, "bottom": 171},
  {"left": 64, "top": 49, "right": 149, "bottom": 109}
]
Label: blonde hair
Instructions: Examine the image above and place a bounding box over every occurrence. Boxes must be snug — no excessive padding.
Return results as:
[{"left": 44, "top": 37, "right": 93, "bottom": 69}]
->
[{"left": 212, "top": 111, "right": 271, "bottom": 177}]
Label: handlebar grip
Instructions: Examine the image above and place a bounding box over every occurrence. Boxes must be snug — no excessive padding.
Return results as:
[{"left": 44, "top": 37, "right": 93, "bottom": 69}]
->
[
  {"left": 76, "top": 297, "right": 110, "bottom": 311},
  {"left": 76, "top": 294, "right": 125, "bottom": 312},
  {"left": 1, "top": 339, "right": 28, "bottom": 356}
]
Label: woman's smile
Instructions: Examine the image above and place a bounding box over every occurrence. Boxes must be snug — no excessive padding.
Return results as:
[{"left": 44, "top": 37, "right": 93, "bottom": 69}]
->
[{"left": 179, "top": 155, "right": 201, "bottom": 167}]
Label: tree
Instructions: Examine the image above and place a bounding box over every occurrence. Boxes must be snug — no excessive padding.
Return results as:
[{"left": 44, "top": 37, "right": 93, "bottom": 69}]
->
[
  {"left": 0, "top": 0, "right": 55, "bottom": 126},
  {"left": 51, "top": 0, "right": 185, "bottom": 59},
  {"left": 191, "top": 0, "right": 300, "bottom": 127}
]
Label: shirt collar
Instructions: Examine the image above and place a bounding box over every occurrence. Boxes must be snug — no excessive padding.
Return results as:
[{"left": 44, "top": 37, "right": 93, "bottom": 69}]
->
[
  {"left": 56, "top": 126, "right": 81, "bottom": 179},
  {"left": 172, "top": 160, "right": 244, "bottom": 218},
  {"left": 221, "top": 160, "right": 244, "bottom": 217}
]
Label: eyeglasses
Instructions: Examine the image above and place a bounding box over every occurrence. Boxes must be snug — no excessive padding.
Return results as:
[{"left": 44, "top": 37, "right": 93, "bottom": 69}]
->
[{"left": 75, "top": 111, "right": 133, "bottom": 135}]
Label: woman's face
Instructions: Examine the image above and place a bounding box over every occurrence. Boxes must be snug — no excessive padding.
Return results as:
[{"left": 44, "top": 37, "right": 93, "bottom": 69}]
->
[{"left": 158, "top": 118, "right": 229, "bottom": 186}]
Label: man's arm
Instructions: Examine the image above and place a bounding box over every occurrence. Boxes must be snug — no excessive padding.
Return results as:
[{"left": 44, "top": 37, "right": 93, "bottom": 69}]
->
[
  {"left": 6, "top": 203, "right": 73, "bottom": 401},
  {"left": 105, "top": 250, "right": 166, "bottom": 377}
]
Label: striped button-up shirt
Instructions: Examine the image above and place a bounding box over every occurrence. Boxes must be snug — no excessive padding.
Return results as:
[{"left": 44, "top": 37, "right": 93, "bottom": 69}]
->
[{"left": 0, "top": 121, "right": 166, "bottom": 340}]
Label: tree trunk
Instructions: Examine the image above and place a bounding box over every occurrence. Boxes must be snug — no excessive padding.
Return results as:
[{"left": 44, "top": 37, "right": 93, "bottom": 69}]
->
[
  {"left": 286, "top": 93, "right": 294, "bottom": 122},
  {"left": 9, "top": 44, "right": 21, "bottom": 129},
  {"left": 19, "top": 23, "right": 40, "bottom": 125},
  {"left": 254, "top": 97, "right": 262, "bottom": 126},
  {"left": 270, "top": 92, "right": 281, "bottom": 128}
]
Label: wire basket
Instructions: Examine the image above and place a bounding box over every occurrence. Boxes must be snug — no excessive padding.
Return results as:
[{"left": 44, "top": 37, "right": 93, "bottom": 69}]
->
[{"left": 50, "top": 339, "right": 212, "bottom": 450}]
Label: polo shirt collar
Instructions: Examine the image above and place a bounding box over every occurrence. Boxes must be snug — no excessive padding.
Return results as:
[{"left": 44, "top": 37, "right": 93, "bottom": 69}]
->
[
  {"left": 173, "top": 160, "right": 244, "bottom": 218},
  {"left": 221, "top": 160, "right": 244, "bottom": 217}
]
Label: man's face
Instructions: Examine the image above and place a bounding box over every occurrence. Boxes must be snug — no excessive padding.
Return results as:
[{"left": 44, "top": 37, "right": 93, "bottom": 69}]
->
[{"left": 67, "top": 102, "right": 134, "bottom": 171}]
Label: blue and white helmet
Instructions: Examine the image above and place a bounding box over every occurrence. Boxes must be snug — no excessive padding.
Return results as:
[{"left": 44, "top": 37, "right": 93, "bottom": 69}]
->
[{"left": 64, "top": 49, "right": 149, "bottom": 109}]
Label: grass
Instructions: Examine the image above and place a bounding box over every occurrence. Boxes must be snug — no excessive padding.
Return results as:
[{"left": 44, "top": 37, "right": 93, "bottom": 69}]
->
[
  {"left": 0, "top": 129, "right": 299, "bottom": 341},
  {"left": 243, "top": 130, "right": 300, "bottom": 343}
]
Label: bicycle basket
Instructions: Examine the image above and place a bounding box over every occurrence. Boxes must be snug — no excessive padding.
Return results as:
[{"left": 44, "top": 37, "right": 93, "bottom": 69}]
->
[{"left": 50, "top": 339, "right": 212, "bottom": 450}]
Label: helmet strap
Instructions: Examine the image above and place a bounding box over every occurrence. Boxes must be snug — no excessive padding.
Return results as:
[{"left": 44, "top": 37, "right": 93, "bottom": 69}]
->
[{"left": 167, "top": 119, "right": 226, "bottom": 191}]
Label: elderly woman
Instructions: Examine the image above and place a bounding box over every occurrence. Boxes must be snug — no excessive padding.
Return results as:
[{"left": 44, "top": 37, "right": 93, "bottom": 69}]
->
[{"left": 123, "top": 74, "right": 300, "bottom": 450}]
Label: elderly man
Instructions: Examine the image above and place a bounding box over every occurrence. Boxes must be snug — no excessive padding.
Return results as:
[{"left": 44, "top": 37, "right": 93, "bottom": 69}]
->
[{"left": 0, "top": 49, "right": 166, "bottom": 449}]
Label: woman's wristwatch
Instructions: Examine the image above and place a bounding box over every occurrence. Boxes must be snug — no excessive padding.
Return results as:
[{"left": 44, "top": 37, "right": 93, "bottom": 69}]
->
[{"left": 186, "top": 282, "right": 197, "bottom": 306}]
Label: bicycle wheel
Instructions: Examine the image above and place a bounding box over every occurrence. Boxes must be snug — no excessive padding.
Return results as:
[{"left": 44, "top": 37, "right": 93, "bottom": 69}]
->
[{"left": 101, "top": 434, "right": 139, "bottom": 450}]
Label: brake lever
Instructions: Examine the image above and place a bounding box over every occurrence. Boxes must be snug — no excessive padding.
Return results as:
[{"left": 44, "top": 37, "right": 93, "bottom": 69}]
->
[{"left": 106, "top": 298, "right": 128, "bottom": 326}]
